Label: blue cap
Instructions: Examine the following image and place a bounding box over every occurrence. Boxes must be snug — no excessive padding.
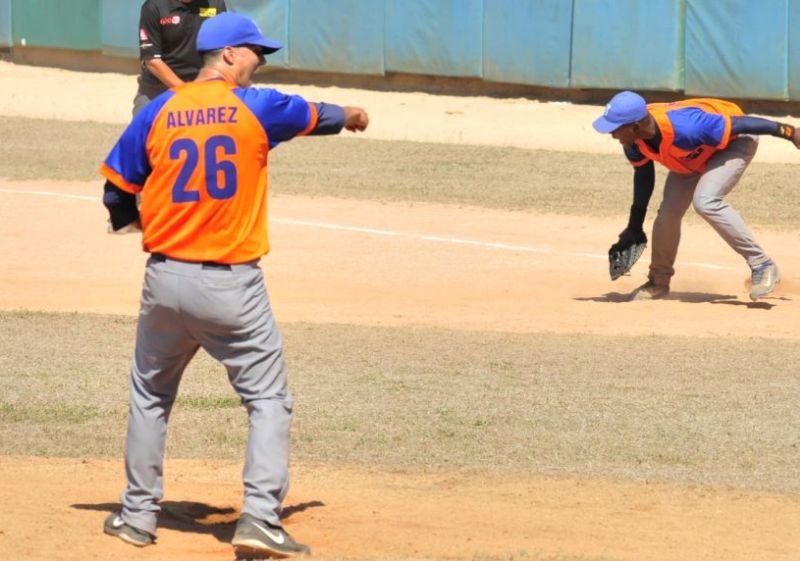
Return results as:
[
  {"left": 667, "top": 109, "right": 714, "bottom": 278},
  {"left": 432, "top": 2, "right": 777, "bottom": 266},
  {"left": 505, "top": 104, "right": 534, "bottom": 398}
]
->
[
  {"left": 592, "top": 91, "right": 648, "bottom": 133},
  {"left": 197, "top": 12, "right": 283, "bottom": 54}
]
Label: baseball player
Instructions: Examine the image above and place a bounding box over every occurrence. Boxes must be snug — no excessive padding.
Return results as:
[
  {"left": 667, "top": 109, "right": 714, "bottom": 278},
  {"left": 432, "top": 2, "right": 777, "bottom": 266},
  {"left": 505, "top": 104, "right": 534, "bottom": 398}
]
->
[
  {"left": 99, "top": 12, "right": 369, "bottom": 557},
  {"left": 134, "top": 0, "right": 227, "bottom": 116},
  {"left": 593, "top": 91, "right": 800, "bottom": 301}
]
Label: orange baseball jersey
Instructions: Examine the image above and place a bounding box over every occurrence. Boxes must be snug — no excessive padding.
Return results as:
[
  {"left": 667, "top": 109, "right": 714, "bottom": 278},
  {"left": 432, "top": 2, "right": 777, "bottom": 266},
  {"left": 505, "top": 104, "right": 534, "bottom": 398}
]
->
[
  {"left": 626, "top": 98, "right": 744, "bottom": 174},
  {"left": 100, "top": 79, "right": 318, "bottom": 263}
]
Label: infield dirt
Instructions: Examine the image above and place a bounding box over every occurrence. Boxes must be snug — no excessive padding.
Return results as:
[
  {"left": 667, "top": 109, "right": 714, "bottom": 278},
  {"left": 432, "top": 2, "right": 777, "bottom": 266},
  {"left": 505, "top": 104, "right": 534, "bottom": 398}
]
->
[{"left": 1, "top": 61, "right": 799, "bottom": 561}]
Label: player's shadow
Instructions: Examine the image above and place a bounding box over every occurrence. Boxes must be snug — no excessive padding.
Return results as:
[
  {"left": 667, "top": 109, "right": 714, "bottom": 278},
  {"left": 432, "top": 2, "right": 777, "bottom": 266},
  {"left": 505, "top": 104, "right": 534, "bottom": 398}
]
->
[
  {"left": 671, "top": 291, "right": 780, "bottom": 309},
  {"left": 575, "top": 291, "right": 781, "bottom": 309},
  {"left": 71, "top": 499, "right": 324, "bottom": 543}
]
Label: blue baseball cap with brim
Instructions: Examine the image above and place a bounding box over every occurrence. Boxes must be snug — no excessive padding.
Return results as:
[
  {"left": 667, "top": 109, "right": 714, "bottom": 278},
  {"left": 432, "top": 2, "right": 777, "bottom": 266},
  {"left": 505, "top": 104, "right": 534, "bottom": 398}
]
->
[
  {"left": 197, "top": 12, "right": 283, "bottom": 54},
  {"left": 592, "top": 91, "right": 648, "bottom": 133}
]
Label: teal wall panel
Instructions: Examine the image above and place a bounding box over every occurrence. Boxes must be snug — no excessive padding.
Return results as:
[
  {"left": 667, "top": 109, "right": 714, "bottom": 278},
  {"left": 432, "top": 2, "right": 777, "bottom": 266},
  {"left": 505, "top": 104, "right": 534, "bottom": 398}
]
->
[
  {"left": 483, "top": 0, "right": 572, "bottom": 88},
  {"left": 570, "top": 0, "right": 684, "bottom": 90},
  {"left": 10, "top": 0, "right": 800, "bottom": 101},
  {"left": 385, "top": 0, "right": 483, "bottom": 77},
  {"left": 0, "top": 0, "right": 11, "bottom": 47},
  {"left": 12, "top": 0, "right": 101, "bottom": 50},
  {"left": 789, "top": 0, "right": 800, "bottom": 99},
  {"left": 685, "top": 0, "right": 788, "bottom": 99},
  {"left": 228, "top": 0, "right": 289, "bottom": 67},
  {"left": 288, "top": 0, "right": 384, "bottom": 74},
  {"left": 100, "top": 0, "right": 140, "bottom": 57}
]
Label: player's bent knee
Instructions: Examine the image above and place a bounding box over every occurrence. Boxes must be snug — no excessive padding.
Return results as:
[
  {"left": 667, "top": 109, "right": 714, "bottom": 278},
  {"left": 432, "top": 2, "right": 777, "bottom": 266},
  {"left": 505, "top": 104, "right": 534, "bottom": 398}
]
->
[{"left": 692, "top": 195, "right": 725, "bottom": 217}]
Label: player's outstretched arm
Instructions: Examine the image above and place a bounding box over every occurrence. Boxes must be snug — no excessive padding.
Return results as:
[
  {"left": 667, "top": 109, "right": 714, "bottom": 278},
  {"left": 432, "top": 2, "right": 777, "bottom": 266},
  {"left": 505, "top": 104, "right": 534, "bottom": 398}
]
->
[
  {"left": 784, "top": 123, "right": 800, "bottom": 149},
  {"left": 731, "top": 115, "right": 800, "bottom": 149},
  {"left": 304, "top": 103, "right": 368, "bottom": 136}
]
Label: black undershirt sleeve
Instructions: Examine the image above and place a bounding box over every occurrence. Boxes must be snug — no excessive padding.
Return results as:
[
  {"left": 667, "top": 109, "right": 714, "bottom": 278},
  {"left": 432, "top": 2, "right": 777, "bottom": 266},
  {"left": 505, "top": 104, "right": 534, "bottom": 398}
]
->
[
  {"left": 731, "top": 115, "right": 796, "bottom": 140},
  {"left": 102, "top": 180, "right": 140, "bottom": 231},
  {"left": 730, "top": 115, "right": 779, "bottom": 135},
  {"left": 628, "top": 160, "right": 655, "bottom": 231}
]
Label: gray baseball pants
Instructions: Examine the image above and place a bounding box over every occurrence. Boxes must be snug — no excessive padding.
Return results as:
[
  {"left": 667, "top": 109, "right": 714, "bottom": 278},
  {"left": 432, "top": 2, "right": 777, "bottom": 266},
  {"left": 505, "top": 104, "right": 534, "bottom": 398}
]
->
[
  {"left": 119, "top": 256, "right": 293, "bottom": 536},
  {"left": 649, "top": 135, "right": 770, "bottom": 286},
  {"left": 132, "top": 93, "right": 152, "bottom": 117}
]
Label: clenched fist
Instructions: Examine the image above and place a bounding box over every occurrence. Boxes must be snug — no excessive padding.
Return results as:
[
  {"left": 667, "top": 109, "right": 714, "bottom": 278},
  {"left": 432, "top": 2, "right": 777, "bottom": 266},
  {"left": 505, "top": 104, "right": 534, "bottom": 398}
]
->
[{"left": 343, "top": 107, "right": 369, "bottom": 132}]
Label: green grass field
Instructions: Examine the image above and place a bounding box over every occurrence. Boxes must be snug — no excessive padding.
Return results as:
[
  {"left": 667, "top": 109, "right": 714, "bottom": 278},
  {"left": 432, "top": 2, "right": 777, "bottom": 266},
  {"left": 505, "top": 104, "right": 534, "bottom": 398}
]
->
[
  {"left": 1, "top": 115, "right": 799, "bottom": 499},
  {"left": 1, "top": 311, "right": 798, "bottom": 493}
]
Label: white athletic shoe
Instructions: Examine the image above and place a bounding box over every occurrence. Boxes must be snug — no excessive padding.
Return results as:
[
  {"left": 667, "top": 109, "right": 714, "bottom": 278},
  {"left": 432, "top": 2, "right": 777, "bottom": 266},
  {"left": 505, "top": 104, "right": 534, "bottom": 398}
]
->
[{"left": 749, "top": 260, "right": 780, "bottom": 301}]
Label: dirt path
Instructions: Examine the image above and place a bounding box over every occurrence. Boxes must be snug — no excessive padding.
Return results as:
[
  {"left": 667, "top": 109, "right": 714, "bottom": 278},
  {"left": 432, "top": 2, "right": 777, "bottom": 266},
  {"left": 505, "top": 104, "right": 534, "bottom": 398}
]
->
[
  {"left": 1, "top": 179, "right": 799, "bottom": 339},
  {"left": 1, "top": 62, "right": 799, "bottom": 561},
  {"left": 2, "top": 458, "right": 799, "bottom": 561}
]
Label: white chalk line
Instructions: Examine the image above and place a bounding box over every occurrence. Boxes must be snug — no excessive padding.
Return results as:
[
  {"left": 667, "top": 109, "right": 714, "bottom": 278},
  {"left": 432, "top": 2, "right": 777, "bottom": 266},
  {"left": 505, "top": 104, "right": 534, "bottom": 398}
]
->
[
  {"left": 0, "top": 188, "right": 99, "bottom": 201},
  {"left": 0, "top": 188, "right": 738, "bottom": 271}
]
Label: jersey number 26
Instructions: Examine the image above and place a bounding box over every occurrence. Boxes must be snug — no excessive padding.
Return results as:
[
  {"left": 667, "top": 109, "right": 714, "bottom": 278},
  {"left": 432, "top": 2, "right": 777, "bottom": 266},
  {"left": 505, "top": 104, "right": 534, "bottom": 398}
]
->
[{"left": 170, "top": 135, "right": 238, "bottom": 202}]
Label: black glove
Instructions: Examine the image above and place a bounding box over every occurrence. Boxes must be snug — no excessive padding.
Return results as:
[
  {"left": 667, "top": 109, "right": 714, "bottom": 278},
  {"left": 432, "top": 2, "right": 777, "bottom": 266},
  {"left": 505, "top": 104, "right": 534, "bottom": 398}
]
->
[
  {"left": 608, "top": 227, "right": 647, "bottom": 281},
  {"left": 609, "top": 227, "right": 647, "bottom": 255}
]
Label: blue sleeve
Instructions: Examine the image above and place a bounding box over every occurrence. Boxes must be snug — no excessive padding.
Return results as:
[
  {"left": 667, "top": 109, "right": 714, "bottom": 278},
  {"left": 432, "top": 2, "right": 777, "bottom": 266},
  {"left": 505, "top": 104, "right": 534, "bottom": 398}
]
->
[
  {"left": 310, "top": 102, "right": 346, "bottom": 135},
  {"left": 102, "top": 92, "right": 173, "bottom": 189},
  {"left": 235, "top": 87, "right": 314, "bottom": 149},
  {"left": 668, "top": 107, "right": 726, "bottom": 149}
]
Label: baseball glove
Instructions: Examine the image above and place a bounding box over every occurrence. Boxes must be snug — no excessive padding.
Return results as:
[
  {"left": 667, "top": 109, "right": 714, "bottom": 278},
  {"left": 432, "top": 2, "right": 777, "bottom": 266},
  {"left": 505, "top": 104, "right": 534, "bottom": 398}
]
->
[{"left": 608, "top": 228, "right": 647, "bottom": 281}]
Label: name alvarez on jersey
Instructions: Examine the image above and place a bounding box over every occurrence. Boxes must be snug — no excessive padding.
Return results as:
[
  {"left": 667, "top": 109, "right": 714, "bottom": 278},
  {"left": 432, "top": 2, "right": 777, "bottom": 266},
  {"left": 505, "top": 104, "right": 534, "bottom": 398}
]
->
[{"left": 166, "top": 106, "right": 238, "bottom": 128}]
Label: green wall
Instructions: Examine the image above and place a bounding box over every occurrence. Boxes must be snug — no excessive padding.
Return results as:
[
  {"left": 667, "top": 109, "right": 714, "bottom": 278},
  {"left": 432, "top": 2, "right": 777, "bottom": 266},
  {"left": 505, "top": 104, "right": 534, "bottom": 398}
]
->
[{"left": 12, "top": 0, "right": 100, "bottom": 50}]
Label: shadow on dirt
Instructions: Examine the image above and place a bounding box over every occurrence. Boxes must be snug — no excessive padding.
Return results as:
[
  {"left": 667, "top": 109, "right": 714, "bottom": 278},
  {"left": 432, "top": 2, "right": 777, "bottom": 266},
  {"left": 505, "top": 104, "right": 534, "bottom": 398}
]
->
[
  {"left": 574, "top": 291, "right": 781, "bottom": 309},
  {"left": 71, "top": 499, "right": 325, "bottom": 543}
]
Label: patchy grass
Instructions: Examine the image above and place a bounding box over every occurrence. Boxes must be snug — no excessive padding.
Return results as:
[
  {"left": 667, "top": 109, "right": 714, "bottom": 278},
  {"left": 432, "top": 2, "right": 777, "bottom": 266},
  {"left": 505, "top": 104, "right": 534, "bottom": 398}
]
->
[
  {"left": 1, "top": 311, "right": 799, "bottom": 493},
  {"left": 1, "top": 116, "right": 800, "bottom": 228}
]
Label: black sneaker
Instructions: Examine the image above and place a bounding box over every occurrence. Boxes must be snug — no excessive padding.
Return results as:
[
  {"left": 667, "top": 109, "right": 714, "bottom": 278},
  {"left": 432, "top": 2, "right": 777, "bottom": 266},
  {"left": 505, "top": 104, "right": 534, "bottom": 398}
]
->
[
  {"left": 103, "top": 512, "right": 154, "bottom": 547},
  {"left": 232, "top": 513, "right": 310, "bottom": 558}
]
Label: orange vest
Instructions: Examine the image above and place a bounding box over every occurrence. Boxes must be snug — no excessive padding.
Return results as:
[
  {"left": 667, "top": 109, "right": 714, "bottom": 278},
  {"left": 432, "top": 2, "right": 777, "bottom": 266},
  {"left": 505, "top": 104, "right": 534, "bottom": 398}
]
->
[{"left": 634, "top": 98, "right": 743, "bottom": 174}]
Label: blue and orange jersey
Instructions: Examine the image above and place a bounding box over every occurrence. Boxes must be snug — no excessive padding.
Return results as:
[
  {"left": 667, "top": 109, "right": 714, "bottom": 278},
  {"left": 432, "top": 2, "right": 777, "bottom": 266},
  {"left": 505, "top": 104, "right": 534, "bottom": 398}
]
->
[
  {"left": 624, "top": 98, "right": 744, "bottom": 174},
  {"left": 99, "top": 79, "right": 318, "bottom": 263}
]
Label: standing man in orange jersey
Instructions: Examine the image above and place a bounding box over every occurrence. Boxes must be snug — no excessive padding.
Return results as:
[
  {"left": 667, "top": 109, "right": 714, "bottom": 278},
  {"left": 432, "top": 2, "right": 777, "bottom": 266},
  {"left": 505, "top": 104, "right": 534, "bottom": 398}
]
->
[
  {"left": 594, "top": 91, "right": 800, "bottom": 301},
  {"left": 99, "top": 12, "right": 369, "bottom": 557}
]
